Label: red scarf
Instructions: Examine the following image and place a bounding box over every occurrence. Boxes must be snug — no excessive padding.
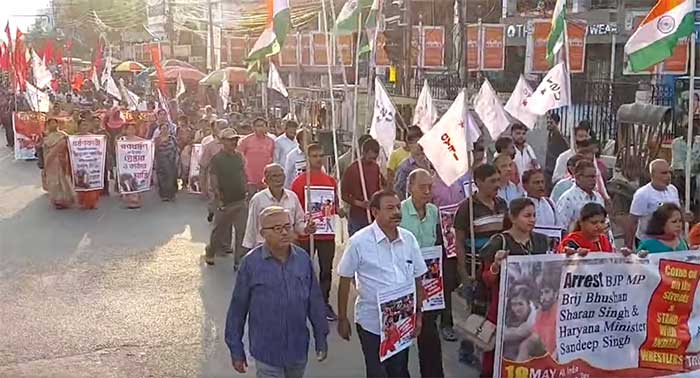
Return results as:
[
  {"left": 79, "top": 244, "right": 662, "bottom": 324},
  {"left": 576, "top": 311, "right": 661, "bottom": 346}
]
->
[{"left": 557, "top": 231, "right": 613, "bottom": 253}]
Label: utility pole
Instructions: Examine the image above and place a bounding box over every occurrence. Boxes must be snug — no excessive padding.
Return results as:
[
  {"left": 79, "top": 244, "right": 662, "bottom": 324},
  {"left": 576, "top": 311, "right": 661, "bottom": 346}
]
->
[
  {"left": 402, "top": 0, "right": 412, "bottom": 96},
  {"left": 208, "top": 0, "right": 215, "bottom": 72}
]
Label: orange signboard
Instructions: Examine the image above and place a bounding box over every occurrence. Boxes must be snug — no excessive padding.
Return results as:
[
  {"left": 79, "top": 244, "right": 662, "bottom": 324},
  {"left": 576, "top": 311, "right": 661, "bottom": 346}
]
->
[
  {"left": 466, "top": 24, "right": 480, "bottom": 71},
  {"left": 481, "top": 24, "right": 505, "bottom": 71},
  {"left": 301, "top": 34, "right": 311, "bottom": 66},
  {"left": 376, "top": 32, "right": 390, "bottom": 66},
  {"left": 312, "top": 32, "right": 331, "bottom": 66},
  {"left": 662, "top": 36, "right": 689, "bottom": 74},
  {"left": 336, "top": 34, "right": 354, "bottom": 66},
  {"left": 280, "top": 34, "right": 298, "bottom": 66},
  {"left": 229, "top": 37, "right": 247, "bottom": 66},
  {"left": 567, "top": 21, "right": 587, "bottom": 73},
  {"left": 531, "top": 21, "right": 551, "bottom": 73},
  {"left": 422, "top": 26, "right": 445, "bottom": 67}
]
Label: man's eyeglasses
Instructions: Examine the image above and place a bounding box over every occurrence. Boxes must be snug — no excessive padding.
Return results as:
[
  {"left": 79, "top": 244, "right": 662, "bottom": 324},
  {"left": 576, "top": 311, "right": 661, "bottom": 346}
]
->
[{"left": 262, "top": 224, "right": 293, "bottom": 233}]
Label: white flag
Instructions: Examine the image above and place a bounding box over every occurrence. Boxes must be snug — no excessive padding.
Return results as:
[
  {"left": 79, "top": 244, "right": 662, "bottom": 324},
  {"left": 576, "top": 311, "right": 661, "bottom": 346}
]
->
[
  {"left": 176, "top": 73, "right": 186, "bottom": 99},
  {"left": 31, "top": 50, "right": 52, "bottom": 90},
  {"left": 370, "top": 77, "right": 397, "bottom": 159},
  {"left": 474, "top": 78, "right": 510, "bottom": 139},
  {"left": 25, "top": 82, "right": 50, "bottom": 112},
  {"left": 119, "top": 78, "right": 140, "bottom": 111},
  {"left": 419, "top": 90, "right": 480, "bottom": 186},
  {"left": 505, "top": 75, "right": 538, "bottom": 128},
  {"left": 524, "top": 62, "right": 570, "bottom": 116},
  {"left": 104, "top": 75, "right": 122, "bottom": 100},
  {"left": 220, "top": 78, "right": 230, "bottom": 110},
  {"left": 92, "top": 66, "right": 101, "bottom": 92},
  {"left": 267, "top": 62, "right": 288, "bottom": 98},
  {"left": 101, "top": 55, "right": 112, "bottom": 86},
  {"left": 413, "top": 79, "right": 438, "bottom": 133}
]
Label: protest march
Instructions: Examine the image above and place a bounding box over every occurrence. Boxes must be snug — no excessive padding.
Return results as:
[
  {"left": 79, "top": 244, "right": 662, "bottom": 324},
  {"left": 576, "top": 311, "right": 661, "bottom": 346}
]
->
[{"left": 6, "top": 0, "right": 700, "bottom": 377}]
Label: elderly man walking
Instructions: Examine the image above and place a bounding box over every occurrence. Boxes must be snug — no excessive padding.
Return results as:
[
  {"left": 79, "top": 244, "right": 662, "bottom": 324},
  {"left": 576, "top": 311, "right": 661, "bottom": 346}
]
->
[{"left": 225, "top": 206, "right": 329, "bottom": 378}]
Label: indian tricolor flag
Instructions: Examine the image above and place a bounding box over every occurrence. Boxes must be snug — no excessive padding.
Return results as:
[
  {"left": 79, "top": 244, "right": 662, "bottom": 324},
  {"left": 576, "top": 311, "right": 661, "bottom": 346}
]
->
[
  {"left": 247, "top": 0, "right": 290, "bottom": 61},
  {"left": 625, "top": 0, "right": 695, "bottom": 72}
]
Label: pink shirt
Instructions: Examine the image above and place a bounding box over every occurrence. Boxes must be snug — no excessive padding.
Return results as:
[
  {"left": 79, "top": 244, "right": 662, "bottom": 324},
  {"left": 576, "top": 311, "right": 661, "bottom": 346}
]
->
[{"left": 238, "top": 133, "right": 275, "bottom": 186}]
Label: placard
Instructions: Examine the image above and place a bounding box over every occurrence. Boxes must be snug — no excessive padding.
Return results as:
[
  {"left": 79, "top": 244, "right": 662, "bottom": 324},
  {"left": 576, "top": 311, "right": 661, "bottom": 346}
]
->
[
  {"left": 531, "top": 20, "right": 551, "bottom": 73},
  {"left": 495, "top": 251, "right": 700, "bottom": 378},
  {"left": 13, "top": 111, "right": 46, "bottom": 160},
  {"left": 308, "top": 186, "right": 336, "bottom": 235},
  {"left": 378, "top": 280, "right": 416, "bottom": 362},
  {"left": 422, "top": 26, "right": 445, "bottom": 68},
  {"left": 67, "top": 135, "right": 106, "bottom": 191},
  {"left": 481, "top": 24, "right": 506, "bottom": 71},
  {"left": 116, "top": 139, "right": 154, "bottom": 194},
  {"left": 439, "top": 203, "right": 460, "bottom": 259},
  {"left": 421, "top": 246, "right": 445, "bottom": 312},
  {"left": 312, "top": 32, "right": 331, "bottom": 67},
  {"left": 280, "top": 34, "right": 299, "bottom": 66},
  {"left": 188, "top": 143, "right": 202, "bottom": 194},
  {"left": 568, "top": 20, "right": 588, "bottom": 74},
  {"left": 466, "top": 24, "right": 480, "bottom": 71}
]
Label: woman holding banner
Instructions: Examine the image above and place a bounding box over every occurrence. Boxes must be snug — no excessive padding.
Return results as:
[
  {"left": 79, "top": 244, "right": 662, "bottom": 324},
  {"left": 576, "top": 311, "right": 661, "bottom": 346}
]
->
[
  {"left": 154, "top": 123, "right": 179, "bottom": 201},
  {"left": 42, "top": 118, "right": 75, "bottom": 209},
  {"left": 479, "top": 198, "right": 550, "bottom": 377},
  {"left": 74, "top": 119, "right": 101, "bottom": 210},
  {"left": 118, "top": 123, "right": 145, "bottom": 209}
]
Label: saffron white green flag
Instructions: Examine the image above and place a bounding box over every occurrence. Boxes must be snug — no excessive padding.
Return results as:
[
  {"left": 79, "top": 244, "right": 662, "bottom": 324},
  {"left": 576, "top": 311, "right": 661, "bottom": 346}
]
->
[
  {"left": 505, "top": 75, "right": 538, "bottom": 128},
  {"left": 624, "top": 0, "right": 695, "bottom": 72},
  {"left": 418, "top": 90, "right": 480, "bottom": 186},
  {"left": 267, "top": 62, "right": 288, "bottom": 97},
  {"left": 247, "top": 0, "right": 290, "bottom": 61},
  {"left": 524, "top": 62, "right": 571, "bottom": 116},
  {"left": 176, "top": 73, "right": 186, "bottom": 99},
  {"left": 370, "top": 77, "right": 396, "bottom": 159},
  {"left": 474, "top": 78, "right": 510, "bottom": 139},
  {"left": 413, "top": 79, "right": 438, "bottom": 133},
  {"left": 335, "top": 0, "right": 372, "bottom": 34},
  {"left": 546, "top": 0, "right": 566, "bottom": 64}
]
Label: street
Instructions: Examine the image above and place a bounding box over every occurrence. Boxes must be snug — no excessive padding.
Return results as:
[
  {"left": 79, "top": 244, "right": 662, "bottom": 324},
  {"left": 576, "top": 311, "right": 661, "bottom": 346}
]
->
[{"left": 0, "top": 147, "right": 477, "bottom": 378}]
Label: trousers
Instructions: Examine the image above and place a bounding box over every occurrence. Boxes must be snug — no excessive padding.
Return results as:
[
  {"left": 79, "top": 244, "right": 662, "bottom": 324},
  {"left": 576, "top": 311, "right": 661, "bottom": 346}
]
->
[
  {"left": 255, "top": 359, "right": 307, "bottom": 378},
  {"left": 357, "top": 324, "right": 410, "bottom": 378},
  {"left": 207, "top": 199, "right": 248, "bottom": 264},
  {"left": 299, "top": 239, "right": 335, "bottom": 303},
  {"left": 418, "top": 311, "right": 444, "bottom": 378}
]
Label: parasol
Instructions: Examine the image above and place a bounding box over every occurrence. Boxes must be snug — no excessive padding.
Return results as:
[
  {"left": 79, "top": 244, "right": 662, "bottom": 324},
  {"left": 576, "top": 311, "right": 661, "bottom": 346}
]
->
[
  {"left": 114, "top": 61, "right": 146, "bottom": 73},
  {"left": 199, "top": 67, "right": 250, "bottom": 86},
  {"left": 149, "top": 66, "right": 205, "bottom": 82}
]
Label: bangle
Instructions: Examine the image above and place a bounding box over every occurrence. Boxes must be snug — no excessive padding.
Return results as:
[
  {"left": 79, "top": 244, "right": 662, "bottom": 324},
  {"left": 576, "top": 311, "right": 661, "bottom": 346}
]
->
[{"left": 490, "top": 263, "right": 500, "bottom": 275}]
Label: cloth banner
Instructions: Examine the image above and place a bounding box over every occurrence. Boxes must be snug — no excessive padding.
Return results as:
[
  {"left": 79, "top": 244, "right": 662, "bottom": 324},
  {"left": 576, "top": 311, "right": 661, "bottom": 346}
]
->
[
  {"left": 421, "top": 246, "right": 445, "bottom": 311},
  {"left": 188, "top": 143, "right": 202, "bottom": 194},
  {"left": 67, "top": 135, "right": 106, "bottom": 191},
  {"left": 13, "top": 111, "right": 46, "bottom": 160},
  {"left": 439, "top": 203, "right": 459, "bottom": 258},
  {"left": 378, "top": 280, "right": 416, "bottom": 362},
  {"left": 116, "top": 140, "right": 154, "bottom": 194},
  {"left": 495, "top": 251, "right": 700, "bottom": 378},
  {"left": 308, "top": 186, "right": 336, "bottom": 235}
]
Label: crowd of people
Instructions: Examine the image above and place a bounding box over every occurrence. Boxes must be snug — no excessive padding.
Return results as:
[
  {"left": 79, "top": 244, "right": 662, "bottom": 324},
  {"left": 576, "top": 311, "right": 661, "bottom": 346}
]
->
[{"left": 5, "top": 88, "right": 700, "bottom": 378}]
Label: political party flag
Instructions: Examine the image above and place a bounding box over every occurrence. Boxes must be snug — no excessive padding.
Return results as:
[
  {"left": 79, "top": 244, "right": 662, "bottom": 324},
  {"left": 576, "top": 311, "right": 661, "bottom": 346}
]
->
[
  {"left": 546, "top": 0, "right": 566, "bottom": 64},
  {"left": 101, "top": 55, "right": 112, "bottom": 86},
  {"left": 413, "top": 79, "right": 438, "bottom": 133},
  {"left": 220, "top": 78, "right": 230, "bottom": 110},
  {"left": 267, "top": 62, "right": 288, "bottom": 97},
  {"left": 525, "top": 62, "right": 571, "bottom": 116},
  {"left": 624, "top": 0, "right": 695, "bottom": 72},
  {"left": 335, "top": 0, "right": 372, "bottom": 35},
  {"left": 419, "top": 90, "right": 480, "bottom": 186},
  {"left": 104, "top": 75, "right": 122, "bottom": 100},
  {"left": 505, "top": 75, "right": 538, "bottom": 128},
  {"left": 31, "top": 49, "right": 52, "bottom": 89},
  {"left": 91, "top": 66, "right": 101, "bottom": 91},
  {"left": 24, "top": 82, "right": 50, "bottom": 112},
  {"left": 176, "top": 73, "right": 186, "bottom": 99},
  {"left": 247, "top": 0, "right": 290, "bottom": 61},
  {"left": 119, "top": 78, "right": 140, "bottom": 111},
  {"left": 474, "top": 78, "right": 509, "bottom": 139},
  {"left": 370, "top": 77, "right": 397, "bottom": 159}
]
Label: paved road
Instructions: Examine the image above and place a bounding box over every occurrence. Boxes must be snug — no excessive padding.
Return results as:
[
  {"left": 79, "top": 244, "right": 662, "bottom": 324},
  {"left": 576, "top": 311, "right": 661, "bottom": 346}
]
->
[{"left": 0, "top": 147, "right": 479, "bottom": 378}]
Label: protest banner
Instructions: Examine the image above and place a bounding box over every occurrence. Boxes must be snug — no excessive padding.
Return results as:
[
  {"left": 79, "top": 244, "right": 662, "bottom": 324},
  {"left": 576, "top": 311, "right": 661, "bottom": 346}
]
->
[
  {"left": 439, "top": 203, "right": 460, "bottom": 258},
  {"left": 13, "top": 111, "right": 46, "bottom": 160},
  {"left": 481, "top": 24, "right": 506, "bottom": 71},
  {"left": 494, "top": 251, "right": 700, "bottom": 378},
  {"left": 377, "top": 280, "right": 416, "bottom": 362},
  {"left": 67, "top": 135, "right": 106, "bottom": 191},
  {"left": 421, "top": 246, "right": 445, "bottom": 312},
  {"left": 116, "top": 139, "right": 154, "bottom": 194},
  {"left": 308, "top": 186, "right": 336, "bottom": 235},
  {"left": 188, "top": 144, "right": 202, "bottom": 194}
]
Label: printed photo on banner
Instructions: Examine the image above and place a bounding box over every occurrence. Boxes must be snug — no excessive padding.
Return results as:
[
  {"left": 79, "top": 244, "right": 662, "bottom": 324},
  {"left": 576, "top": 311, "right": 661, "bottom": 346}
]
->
[
  {"left": 308, "top": 186, "right": 336, "bottom": 235},
  {"left": 67, "top": 135, "right": 107, "bottom": 191},
  {"left": 294, "top": 159, "right": 306, "bottom": 178},
  {"left": 377, "top": 280, "right": 416, "bottom": 362},
  {"left": 188, "top": 144, "right": 202, "bottom": 194},
  {"left": 421, "top": 246, "right": 445, "bottom": 312},
  {"left": 13, "top": 111, "right": 46, "bottom": 160},
  {"left": 494, "top": 252, "right": 700, "bottom": 378},
  {"left": 439, "top": 203, "right": 460, "bottom": 258},
  {"left": 116, "top": 140, "right": 154, "bottom": 194},
  {"left": 462, "top": 179, "right": 478, "bottom": 198}
]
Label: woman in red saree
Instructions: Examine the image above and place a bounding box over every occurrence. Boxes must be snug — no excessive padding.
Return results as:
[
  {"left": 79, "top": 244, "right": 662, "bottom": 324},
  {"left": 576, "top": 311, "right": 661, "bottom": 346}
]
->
[{"left": 42, "top": 118, "right": 75, "bottom": 209}]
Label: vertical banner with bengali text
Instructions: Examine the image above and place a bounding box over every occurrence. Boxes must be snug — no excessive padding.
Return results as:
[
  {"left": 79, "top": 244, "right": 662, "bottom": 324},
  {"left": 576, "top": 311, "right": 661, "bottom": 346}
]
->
[
  {"left": 466, "top": 24, "right": 480, "bottom": 71},
  {"left": 116, "top": 140, "right": 154, "bottom": 194},
  {"left": 481, "top": 24, "right": 506, "bottom": 71},
  {"left": 422, "top": 26, "right": 445, "bottom": 68},
  {"left": 336, "top": 34, "right": 354, "bottom": 67},
  {"left": 312, "top": 32, "right": 331, "bottom": 67},
  {"left": 531, "top": 20, "right": 551, "bottom": 73},
  {"left": 279, "top": 34, "right": 299, "bottom": 66},
  {"left": 567, "top": 21, "right": 587, "bottom": 74},
  {"left": 13, "top": 111, "right": 46, "bottom": 160},
  {"left": 68, "top": 135, "right": 106, "bottom": 191}
]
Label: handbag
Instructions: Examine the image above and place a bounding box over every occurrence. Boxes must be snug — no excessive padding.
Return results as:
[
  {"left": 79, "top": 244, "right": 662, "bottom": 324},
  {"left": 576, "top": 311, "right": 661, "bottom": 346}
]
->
[{"left": 460, "top": 314, "right": 497, "bottom": 351}]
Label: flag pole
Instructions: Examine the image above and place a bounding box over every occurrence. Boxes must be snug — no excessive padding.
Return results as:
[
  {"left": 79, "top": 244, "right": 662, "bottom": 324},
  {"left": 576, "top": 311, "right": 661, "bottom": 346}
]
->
[
  {"left": 562, "top": 18, "right": 575, "bottom": 148},
  {"left": 464, "top": 91, "right": 476, "bottom": 280},
  {"left": 686, "top": 30, "right": 696, "bottom": 234}
]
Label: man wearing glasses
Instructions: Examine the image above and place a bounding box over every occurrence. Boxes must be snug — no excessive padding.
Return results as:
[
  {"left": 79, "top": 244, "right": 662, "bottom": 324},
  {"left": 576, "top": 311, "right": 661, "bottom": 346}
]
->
[{"left": 225, "top": 206, "right": 329, "bottom": 378}]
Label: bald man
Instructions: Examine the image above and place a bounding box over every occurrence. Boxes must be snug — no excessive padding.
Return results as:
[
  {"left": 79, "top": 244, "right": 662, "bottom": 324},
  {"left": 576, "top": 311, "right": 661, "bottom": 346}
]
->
[
  {"left": 242, "top": 163, "right": 315, "bottom": 254},
  {"left": 626, "top": 159, "right": 680, "bottom": 248}
]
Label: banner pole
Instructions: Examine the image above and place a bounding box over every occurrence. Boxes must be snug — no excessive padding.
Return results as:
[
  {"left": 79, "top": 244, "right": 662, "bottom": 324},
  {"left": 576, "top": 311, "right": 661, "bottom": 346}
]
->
[
  {"left": 562, "top": 19, "right": 574, "bottom": 147},
  {"left": 686, "top": 30, "right": 696, "bottom": 234},
  {"left": 352, "top": 12, "right": 371, "bottom": 224}
]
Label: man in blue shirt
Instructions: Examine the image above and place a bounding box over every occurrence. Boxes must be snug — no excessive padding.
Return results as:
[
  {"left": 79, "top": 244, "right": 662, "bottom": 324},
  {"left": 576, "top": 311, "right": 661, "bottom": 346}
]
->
[{"left": 225, "top": 206, "right": 329, "bottom": 377}]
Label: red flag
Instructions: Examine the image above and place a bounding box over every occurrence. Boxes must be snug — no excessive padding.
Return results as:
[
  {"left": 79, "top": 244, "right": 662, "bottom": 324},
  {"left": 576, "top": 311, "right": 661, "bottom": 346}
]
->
[
  {"left": 42, "top": 40, "right": 55, "bottom": 64},
  {"left": 150, "top": 44, "right": 167, "bottom": 96},
  {"left": 72, "top": 72, "right": 84, "bottom": 92},
  {"left": 14, "top": 29, "right": 27, "bottom": 91},
  {"left": 5, "top": 22, "right": 11, "bottom": 49},
  {"left": 93, "top": 38, "right": 104, "bottom": 74}
]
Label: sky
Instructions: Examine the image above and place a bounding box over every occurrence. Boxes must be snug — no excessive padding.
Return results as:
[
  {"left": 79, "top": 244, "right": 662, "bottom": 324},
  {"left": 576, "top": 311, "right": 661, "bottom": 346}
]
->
[{"left": 0, "top": 0, "right": 52, "bottom": 33}]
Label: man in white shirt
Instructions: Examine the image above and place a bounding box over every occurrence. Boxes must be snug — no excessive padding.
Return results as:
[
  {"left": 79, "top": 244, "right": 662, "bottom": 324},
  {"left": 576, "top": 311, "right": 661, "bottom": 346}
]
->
[
  {"left": 242, "top": 163, "right": 315, "bottom": 253},
  {"left": 552, "top": 122, "right": 592, "bottom": 183},
  {"left": 274, "top": 120, "right": 299, "bottom": 165},
  {"left": 511, "top": 123, "right": 539, "bottom": 181},
  {"left": 523, "top": 168, "right": 562, "bottom": 243},
  {"left": 337, "top": 190, "right": 427, "bottom": 378},
  {"left": 283, "top": 128, "right": 310, "bottom": 188},
  {"left": 555, "top": 160, "right": 606, "bottom": 233},
  {"left": 626, "top": 159, "right": 680, "bottom": 249},
  {"left": 494, "top": 154, "right": 524, "bottom": 205}
]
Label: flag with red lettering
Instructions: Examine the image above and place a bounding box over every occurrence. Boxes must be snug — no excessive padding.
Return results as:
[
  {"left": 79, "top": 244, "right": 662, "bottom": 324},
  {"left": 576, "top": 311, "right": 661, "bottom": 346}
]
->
[{"left": 418, "top": 90, "right": 480, "bottom": 185}]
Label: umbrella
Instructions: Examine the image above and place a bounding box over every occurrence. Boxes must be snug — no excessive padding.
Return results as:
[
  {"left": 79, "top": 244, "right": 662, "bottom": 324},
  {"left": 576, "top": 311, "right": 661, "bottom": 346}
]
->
[
  {"left": 162, "top": 59, "right": 197, "bottom": 70},
  {"left": 149, "top": 66, "right": 205, "bottom": 82},
  {"left": 114, "top": 60, "right": 146, "bottom": 73},
  {"left": 199, "top": 67, "right": 250, "bottom": 86}
]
